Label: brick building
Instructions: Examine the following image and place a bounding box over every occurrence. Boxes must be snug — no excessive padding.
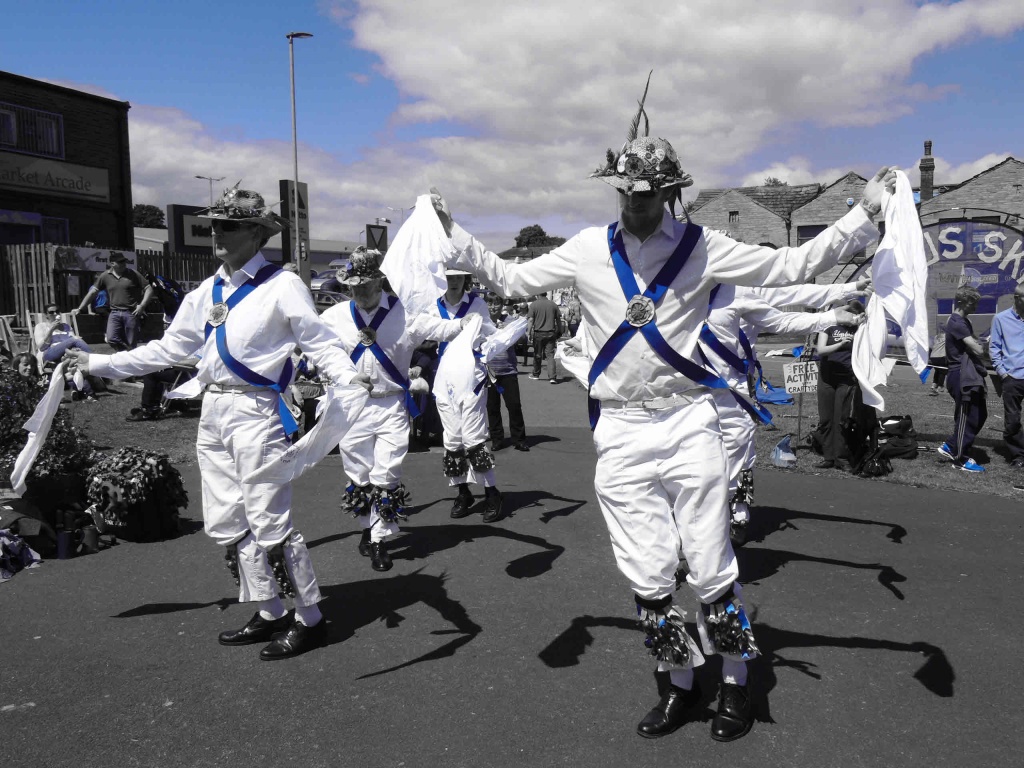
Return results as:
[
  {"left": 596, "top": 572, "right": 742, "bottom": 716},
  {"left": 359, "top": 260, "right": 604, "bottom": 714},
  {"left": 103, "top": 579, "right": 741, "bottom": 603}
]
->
[
  {"left": 0, "top": 70, "right": 133, "bottom": 249},
  {"left": 919, "top": 156, "right": 1024, "bottom": 227}
]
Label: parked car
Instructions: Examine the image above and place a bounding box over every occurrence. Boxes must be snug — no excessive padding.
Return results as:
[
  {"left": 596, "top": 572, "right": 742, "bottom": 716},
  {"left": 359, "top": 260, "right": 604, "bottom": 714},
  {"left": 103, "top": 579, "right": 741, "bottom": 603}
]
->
[
  {"left": 311, "top": 289, "right": 349, "bottom": 314},
  {"left": 310, "top": 257, "right": 349, "bottom": 291}
]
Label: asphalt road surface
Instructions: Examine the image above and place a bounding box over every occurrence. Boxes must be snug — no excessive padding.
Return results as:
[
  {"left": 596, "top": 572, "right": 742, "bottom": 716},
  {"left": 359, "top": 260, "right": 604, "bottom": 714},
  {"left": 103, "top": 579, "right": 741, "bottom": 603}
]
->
[{"left": 4, "top": 372, "right": 1022, "bottom": 768}]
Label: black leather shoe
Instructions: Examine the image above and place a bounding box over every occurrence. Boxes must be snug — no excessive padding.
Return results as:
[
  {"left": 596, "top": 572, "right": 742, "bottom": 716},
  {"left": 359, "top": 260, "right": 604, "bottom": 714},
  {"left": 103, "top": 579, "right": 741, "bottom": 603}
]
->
[
  {"left": 710, "top": 682, "right": 753, "bottom": 742},
  {"left": 481, "top": 491, "right": 504, "bottom": 523},
  {"left": 490, "top": 439, "right": 504, "bottom": 452},
  {"left": 370, "top": 542, "right": 393, "bottom": 571},
  {"left": 358, "top": 528, "right": 372, "bottom": 557},
  {"left": 259, "top": 619, "right": 328, "bottom": 660},
  {"left": 513, "top": 441, "right": 529, "bottom": 452},
  {"left": 218, "top": 611, "right": 292, "bottom": 646},
  {"left": 637, "top": 680, "right": 702, "bottom": 739},
  {"left": 450, "top": 490, "right": 475, "bottom": 519}
]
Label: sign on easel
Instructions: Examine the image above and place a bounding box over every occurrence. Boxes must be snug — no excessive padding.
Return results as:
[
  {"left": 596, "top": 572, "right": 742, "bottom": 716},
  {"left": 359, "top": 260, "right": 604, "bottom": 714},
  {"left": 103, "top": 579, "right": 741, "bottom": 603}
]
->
[{"left": 783, "top": 361, "right": 819, "bottom": 394}]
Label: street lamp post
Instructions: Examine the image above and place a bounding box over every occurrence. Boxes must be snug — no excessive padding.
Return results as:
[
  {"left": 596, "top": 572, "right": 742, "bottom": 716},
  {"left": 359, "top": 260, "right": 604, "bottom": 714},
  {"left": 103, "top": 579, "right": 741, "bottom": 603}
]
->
[
  {"left": 386, "top": 206, "right": 406, "bottom": 224},
  {"left": 287, "top": 31, "right": 313, "bottom": 283},
  {"left": 194, "top": 174, "right": 224, "bottom": 206}
]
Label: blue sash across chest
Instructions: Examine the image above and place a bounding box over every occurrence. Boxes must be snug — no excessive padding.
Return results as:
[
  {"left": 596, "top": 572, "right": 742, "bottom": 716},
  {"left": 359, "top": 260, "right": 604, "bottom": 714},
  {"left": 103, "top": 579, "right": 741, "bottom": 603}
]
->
[
  {"left": 587, "top": 224, "right": 770, "bottom": 428},
  {"left": 203, "top": 263, "right": 299, "bottom": 436},
  {"left": 436, "top": 294, "right": 475, "bottom": 357},
  {"left": 349, "top": 297, "right": 420, "bottom": 417}
]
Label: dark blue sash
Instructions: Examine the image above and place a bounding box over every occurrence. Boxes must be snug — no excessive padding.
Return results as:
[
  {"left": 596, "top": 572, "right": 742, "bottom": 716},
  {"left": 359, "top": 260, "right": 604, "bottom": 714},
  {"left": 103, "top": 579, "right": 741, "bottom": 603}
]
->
[
  {"left": 588, "top": 224, "right": 769, "bottom": 428},
  {"left": 349, "top": 297, "right": 421, "bottom": 418},
  {"left": 436, "top": 293, "right": 475, "bottom": 357},
  {"left": 204, "top": 263, "right": 299, "bottom": 436}
]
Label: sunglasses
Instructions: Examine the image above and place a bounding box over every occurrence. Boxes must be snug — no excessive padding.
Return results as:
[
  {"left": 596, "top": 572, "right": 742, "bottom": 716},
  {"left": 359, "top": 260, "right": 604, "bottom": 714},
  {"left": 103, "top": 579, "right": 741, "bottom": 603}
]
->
[
  {"left": 212, "top": 220, "right": 243, "bottom": 232},
  {"left": 46, "top": 308, "right": 58, "bottom": 314}
]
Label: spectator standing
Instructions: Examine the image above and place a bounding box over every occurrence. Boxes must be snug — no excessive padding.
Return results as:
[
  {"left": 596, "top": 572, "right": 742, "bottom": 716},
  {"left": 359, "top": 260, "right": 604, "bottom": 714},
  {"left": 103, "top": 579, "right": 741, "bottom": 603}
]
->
[
  {"left": 566, "top": 294, "right": 582, "bottom": 337},
  {"left": 927, "top": 324, "right": 947, "bottom": 396},
  {"left": 73, "top": 251, "right": 155, "bottom": 351},
  {"left": 485, "top": 295, "right": 529, "bottom": 452},
  {"left": 528, "top": 292, "right": 560, "bottom": 383},
  {"left": 938, "top": 286, "right": 988, "bottom": 472},
  {"left": 988, "top": 284, "right": 1024, "bottom": 468},
  {"left": 813, "top": 302, "right": 864, "bottom": 470}
]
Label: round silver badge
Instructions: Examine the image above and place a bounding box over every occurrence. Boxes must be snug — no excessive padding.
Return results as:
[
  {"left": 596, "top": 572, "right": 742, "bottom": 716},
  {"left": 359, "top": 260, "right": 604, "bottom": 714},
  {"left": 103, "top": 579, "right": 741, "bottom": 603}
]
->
[
  {"left": 208, "top": 302, "right": 230, "bottom": 327},
  {"left": 625, "top": 295, "right": 656, "bottom": 328},
  {"left": 358, "top": 327, "right": 377, "bottom": 347}
]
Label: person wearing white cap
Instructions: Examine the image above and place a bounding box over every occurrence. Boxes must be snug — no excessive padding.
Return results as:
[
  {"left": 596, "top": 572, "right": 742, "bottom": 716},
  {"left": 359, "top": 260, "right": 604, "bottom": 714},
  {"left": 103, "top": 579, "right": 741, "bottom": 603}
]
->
[
  {"left": 431, "top": 76, "right": 894, "bottom": 741},
  {"left": 320, "top": 247, "right": 466, "bottom": 571},
  {"left": 436, "top": 268, "right": 504, "bottom": 522},
  {"left": 66, "top": 185, "right": 371, "bottom": 661}
]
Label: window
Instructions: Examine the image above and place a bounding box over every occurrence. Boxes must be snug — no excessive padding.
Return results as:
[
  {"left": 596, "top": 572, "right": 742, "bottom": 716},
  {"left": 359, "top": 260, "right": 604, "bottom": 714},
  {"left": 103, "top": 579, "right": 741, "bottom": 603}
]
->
[
  {"left": 728, "top": 211, "right": 739, "bottom": 223},
  {"left": 0, "top": 109, "right": 15, "bottom": 146},
  {"left": 0, "top": 102, "right": 64, "bottom": 158},
  {"left": 41, "top": 217, "right": 69, "bottom": 244},
  {"left": 796, "top": 224, "right": 826, "bottom": 245}
]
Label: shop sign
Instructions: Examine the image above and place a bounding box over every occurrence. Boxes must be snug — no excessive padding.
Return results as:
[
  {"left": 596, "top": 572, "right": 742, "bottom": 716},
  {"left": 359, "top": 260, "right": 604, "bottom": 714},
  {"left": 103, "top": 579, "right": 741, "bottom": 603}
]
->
[{"left": 0, "top": 151, "right": 110, "bottom": 202}]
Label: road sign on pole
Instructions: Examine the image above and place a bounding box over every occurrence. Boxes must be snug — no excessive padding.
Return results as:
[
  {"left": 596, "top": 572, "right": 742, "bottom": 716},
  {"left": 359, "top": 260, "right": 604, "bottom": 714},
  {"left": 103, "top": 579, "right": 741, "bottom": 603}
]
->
[{"left": 366, "top": 223, "right": 388, "bottom": 252}]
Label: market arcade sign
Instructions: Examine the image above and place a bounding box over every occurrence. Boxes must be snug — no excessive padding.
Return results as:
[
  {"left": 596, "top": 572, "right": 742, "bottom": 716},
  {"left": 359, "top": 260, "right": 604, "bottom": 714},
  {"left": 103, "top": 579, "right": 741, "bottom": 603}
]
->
[{"left": 0, "top": 150, "right": 110, "bottom": 203}]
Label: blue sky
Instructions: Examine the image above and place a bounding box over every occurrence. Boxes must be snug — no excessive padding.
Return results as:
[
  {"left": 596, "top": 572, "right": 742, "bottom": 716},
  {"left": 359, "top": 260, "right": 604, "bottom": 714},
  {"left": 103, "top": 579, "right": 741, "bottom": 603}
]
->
[{"left": 5, "top": 0, "right": 1024, "bottom": 249}]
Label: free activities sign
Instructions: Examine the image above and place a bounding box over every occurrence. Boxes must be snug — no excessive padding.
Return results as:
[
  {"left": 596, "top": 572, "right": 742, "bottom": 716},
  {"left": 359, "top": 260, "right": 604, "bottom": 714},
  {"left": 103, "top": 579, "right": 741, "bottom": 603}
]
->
[{"left": 0, "top": 150, "right": 110, "bottom": 202}]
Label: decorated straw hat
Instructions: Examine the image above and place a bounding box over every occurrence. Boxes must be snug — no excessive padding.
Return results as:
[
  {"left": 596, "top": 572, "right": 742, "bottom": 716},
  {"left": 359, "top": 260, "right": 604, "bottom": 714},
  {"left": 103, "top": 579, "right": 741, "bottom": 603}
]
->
[
  {"left": 590, "top": 73, "right": 693, "bottom": 203},
  {"left": 445, "top": 268, "right": 471, "bottom": 276},
  {"left": 197, "top": 183, "right": 287, "bottom": 235},
  {"left": 339, "top": 246, "right": 384, "bottom": 286}
]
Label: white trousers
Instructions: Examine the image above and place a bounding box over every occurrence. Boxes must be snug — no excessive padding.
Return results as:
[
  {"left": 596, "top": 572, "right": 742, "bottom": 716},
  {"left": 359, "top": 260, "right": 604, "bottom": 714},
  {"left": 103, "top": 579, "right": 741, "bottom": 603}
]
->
[
  {"left": 196, "top": 391, "right": 321, "bottom": 606},
  {"left": 436, "top": 389, "right": 493, "bottom": 486},
  {"left": 593, "top": 393, "right": 738, "bottom": 604},
  {"left": 714, "top": 390, "right": 756, "bottom": 498},
  {"left": 340, "top": 394, "right": 409, "bottom": 541}
]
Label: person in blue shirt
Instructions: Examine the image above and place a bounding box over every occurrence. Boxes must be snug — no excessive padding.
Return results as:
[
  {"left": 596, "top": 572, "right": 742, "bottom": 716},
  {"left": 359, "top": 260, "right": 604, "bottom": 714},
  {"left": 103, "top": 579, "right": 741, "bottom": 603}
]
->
[
  {"left": 988, "top": 284, "right": 1024, "bottom": 468},
  {"left": 938, "top": 286, "right": 988, "bottom": 472}
]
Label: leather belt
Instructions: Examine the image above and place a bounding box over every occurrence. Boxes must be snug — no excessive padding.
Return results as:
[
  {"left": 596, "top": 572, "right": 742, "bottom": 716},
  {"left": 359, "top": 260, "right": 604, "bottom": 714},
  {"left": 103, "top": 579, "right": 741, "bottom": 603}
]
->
[
  {"left": 206, "top": 383, "right": 271, "bottom": 394},
  {"left": 600, "top": 392, "right": 696, "bottom": 411}
]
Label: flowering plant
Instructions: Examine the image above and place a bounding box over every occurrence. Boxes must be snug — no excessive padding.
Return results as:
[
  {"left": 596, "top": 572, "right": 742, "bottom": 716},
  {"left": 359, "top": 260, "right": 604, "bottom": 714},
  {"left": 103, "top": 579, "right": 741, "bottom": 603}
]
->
[{"left": 86, "top": 448, "right": 188, "bottom": 534}]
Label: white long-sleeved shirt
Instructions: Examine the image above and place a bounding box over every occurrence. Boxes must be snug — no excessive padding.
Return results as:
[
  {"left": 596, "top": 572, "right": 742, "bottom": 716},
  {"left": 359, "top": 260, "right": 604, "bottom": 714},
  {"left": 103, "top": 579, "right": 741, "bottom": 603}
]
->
[
  {"left": 320, "top": 294, "right": 463, "bottom": 394},
  {"left": 89, "top": 252, "right": 358, "bottom": 388},
  {"left": 437, "top": 292, "right": 497, "bottom": 344},
  {"left": 450, "top": 207, "right": 877, "bottom": 402}
]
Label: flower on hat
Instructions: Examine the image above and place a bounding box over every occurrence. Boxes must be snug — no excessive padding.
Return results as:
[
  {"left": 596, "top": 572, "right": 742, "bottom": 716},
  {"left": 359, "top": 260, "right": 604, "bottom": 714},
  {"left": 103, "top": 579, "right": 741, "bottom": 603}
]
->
[
  {"left": 340, "top": 246, "right": 384, "bottom": 285},
  {"left": 197, "top": 183, "right": 286, "bottom": 234}
]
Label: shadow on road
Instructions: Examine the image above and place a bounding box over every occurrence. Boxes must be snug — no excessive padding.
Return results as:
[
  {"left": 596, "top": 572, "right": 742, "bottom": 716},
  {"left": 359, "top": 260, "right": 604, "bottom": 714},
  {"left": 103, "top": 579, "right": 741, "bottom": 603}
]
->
[
  {"left": 319, "top": 568, "right": 482, "bottom": 679},
  {"left": 112, "top": 596, "right": 235, "bottom": 618},
  {"left": 750, "top": 505, "right": 908, "bottom": 545},
  {"left": 737, "top": 546, "right": 908, "bottom": 600},
  {"left": 538, "top": 615, "right": 955, "bottom": 724},
  {"left": 499, "top": 489, "right": 589, "bottom": 523}
]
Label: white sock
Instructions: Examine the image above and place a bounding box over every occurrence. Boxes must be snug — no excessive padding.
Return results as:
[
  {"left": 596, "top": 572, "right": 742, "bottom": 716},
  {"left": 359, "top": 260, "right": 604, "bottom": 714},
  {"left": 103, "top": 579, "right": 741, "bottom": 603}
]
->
[
  {"left": 258, "top": 597, "right": 287, "bottom": 621},
  {"left": 669, "top": 667, "right": 694, "bottom": 690},
  {"left": 721, "top": 658, "right": 748, "bottom": 687},
  {"left": 294, "top": 603, "right": 322, "bottom": 627}
]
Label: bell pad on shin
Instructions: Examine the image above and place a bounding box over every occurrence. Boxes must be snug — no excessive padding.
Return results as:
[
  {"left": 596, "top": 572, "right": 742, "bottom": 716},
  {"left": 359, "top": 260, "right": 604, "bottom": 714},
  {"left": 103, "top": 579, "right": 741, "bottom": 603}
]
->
[
  {"left": 466, "top": 443, "right": 495, "bottom": 472},
  {"left": 637, "top": 601, "right": 691, "bottom": 667},
  {"left": 224, "top": 543, "right": 240, "bottom": 587},
  {"left": 701, "top": 587, "right": 759, "bottom": 660},
  {"left": 341, "top": 482, "right": 372, "bottom": 518},
  {"left": 371, "top": 484, "right": 410, "bottom": 524},
  {"left": 267, "top": 539, "right": 297, "bottom": 599},
  {"left": 732, "top": 469, "right": 755, "bottom": 506},
  {"left": 442, "top": 448, "right": 469, "bottom": 478}
]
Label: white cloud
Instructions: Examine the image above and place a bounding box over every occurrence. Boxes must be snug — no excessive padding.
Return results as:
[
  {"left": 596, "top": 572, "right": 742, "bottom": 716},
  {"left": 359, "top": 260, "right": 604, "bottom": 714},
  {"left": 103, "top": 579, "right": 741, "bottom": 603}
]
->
[{"left": 123, "top": 1, "right": 1024, "bottom": 250}]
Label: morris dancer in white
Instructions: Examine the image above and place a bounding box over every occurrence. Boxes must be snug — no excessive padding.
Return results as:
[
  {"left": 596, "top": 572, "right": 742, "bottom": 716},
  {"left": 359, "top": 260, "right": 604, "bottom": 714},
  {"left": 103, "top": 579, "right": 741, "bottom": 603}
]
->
[
  {"left": 434, "top": 80, "right": 893, "bottom": 741},
  {"left": 434, "top": 268, "right": 504, "bottom": 523},
  {"left": 320, "top": 248, "right": 466, "bottom": 572},
  {"left": 701, "top": 278, "right": 871, "bottom": 545},
  {"left": 67, "top": 186, "right": 370, "bottom": 661}
]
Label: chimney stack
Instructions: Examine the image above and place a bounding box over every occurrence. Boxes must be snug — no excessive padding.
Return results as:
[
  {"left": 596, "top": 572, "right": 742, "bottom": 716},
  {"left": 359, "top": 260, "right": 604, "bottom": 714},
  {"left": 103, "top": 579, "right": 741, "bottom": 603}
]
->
[{"left": 919, "top": 140, "right": 935, "bottom": 202}]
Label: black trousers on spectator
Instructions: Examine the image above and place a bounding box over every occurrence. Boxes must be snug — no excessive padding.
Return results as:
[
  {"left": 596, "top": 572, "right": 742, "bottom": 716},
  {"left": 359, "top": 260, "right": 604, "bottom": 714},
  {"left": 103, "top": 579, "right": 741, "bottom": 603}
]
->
[
  {"left": 945, "top": 368, "right": 988, "bottom": 462},
  {"left": 141, "top": 368, "right": 186, "bottom": 410},
  {"left": 1000, "top": 375, "right": 1024, "bottom": 461},
  {"left": 816, "top": 370, "right": 858, "bottom": 463},
  {"left": 487, "top": 374, "right": 526, "bottom": 444},
  {"left": 928, "top": 355, "right": 947, "bottom": 388},
  {"left": 532, "top": 331, "right": 558, "bottom": 380}
]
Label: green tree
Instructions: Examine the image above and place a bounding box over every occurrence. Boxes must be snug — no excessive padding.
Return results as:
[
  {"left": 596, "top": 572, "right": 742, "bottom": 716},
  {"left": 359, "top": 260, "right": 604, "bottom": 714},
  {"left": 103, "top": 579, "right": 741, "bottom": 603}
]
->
[
  {"left": 514, "top": 224, "right": 566, "bottom": 248},
  {"left": 133, "top": 204, "right": 166, "bottom": 228},
  {"left": 763, "top": 176, "right": 788, "bottom": 187}
]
